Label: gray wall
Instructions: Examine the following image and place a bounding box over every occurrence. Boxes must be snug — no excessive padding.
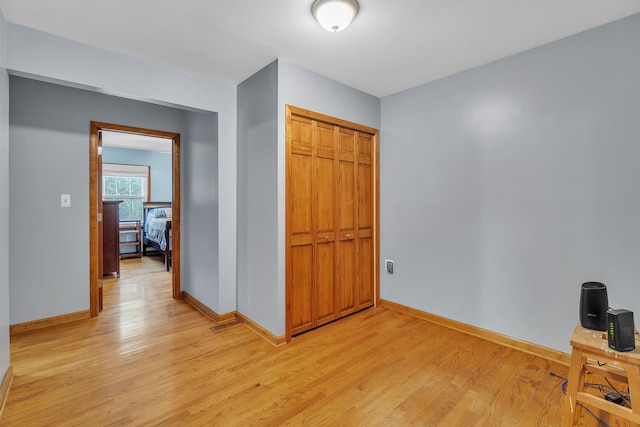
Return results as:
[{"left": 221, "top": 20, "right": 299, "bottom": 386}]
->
[
  {"left": 278, "top": 60, "right": 384, "bottom": 336},
  {"left": 102, "top": 146, "right": 173, "bottom": 201},
  {"left": 237, "top": 60, "right": 380, "bottom": 337},
  {"left": 278, "top": 60, "right": 381, "bottom": 131},
  {"left": 8, "top": 9, "right": 639, "bottom": 355},
  {"left": 182, "top": 111, "right": 219, "bottom": 309},
  {"left": 0, "top": 9, "right": 10, "bottom": 380},
  {"left": 8, "top": 76, "right": 206, "bottom": 324},
  {"left": 7, "top": 23, "right": 238, "bottom": 316},
  {"left": 237, "top": 60, "right": 278, "bottom": 331},
  {"left": 380, "top": 13, "right": 640, "bottom": 353},
  {"left": 275, "top": 60, "right": 381, "bottom": 336}
]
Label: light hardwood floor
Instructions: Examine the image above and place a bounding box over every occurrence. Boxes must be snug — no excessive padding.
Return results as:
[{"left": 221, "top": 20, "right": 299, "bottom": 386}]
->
[{"left": 0, "top": 256, "right": 612, "bottom": 426}]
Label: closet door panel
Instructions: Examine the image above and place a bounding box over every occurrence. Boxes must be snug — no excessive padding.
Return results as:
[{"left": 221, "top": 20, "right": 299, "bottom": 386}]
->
[
  {"left": 356, "top": 132, "right": 374, "bottom": 310},
  {"left": 315, "top": 153, "right": 337, "bottom": 324},
  {"left": 317, "top": 122, "right": 335, "bottom": 159},
  {"left": 358, "top": 163, "right": 373, "bottom": 231},
  {"left": 357, "top": 132, "right": 373, "bottom": 164},
  {"left": 316, "top": 241, "right": 337, "bottom": 325},
  {"left": 338, "top": 161, "right": 356, "bottom": 232},
  {"left": 338, "top": 239, "right": 356, "bottom": 315},
  {"left": 357, "top": 133, "right": 373, "bottom": 231},
  {"left": 290, "top": 116, "right": 313, "bottom": 154},
  {"left": 339, "top": 128, "right": 355, "bottom": 162},
  {"left": 290, "top": 154, "right": 313, "bottom": 237},
  {"left": 337, "top": 128, "right": 357, "bottom": 316},
  {"left": 315, "top": 156, "right": 335, "bottom": 237},
  {"left": 288, "top": 115, "right": 314, "bottom": 335},
  {"left": 290, "top": 245, "right": 314, "bottom": 334},
  {"left": 356, "top": 237, "right": 374, "bottom": 309},
  {"left": 338, "top": 128, "right": 356, "bottom": 234}
]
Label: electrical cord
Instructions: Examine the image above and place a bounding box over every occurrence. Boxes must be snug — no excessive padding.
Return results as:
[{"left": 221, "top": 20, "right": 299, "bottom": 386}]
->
[
  {"left": 603, "top": 376, "right": 630, "bottom": 403},
  {"left": 587, "top": 363, "right": 631, "bottom": 403},
  {"left": 550, "top": 371, "right": 624, "bottom": 401},
  {"left": 549, "top": 372, "right": 610, "bottom": 427}
]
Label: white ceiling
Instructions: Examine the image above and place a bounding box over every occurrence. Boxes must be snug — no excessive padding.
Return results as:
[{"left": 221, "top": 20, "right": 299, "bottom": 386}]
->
[{"left": 1, "top": 0, "right": 640, "bottom": 97}]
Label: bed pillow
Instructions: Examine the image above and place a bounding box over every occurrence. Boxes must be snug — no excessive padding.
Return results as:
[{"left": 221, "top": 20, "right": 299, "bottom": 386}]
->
[{"left": 146, "top": 207, "right": 172, "bottom": 221}]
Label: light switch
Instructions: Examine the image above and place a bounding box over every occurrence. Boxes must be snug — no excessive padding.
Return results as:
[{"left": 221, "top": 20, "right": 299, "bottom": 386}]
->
[{"left": 61, "top": 194, "right": 71, "bottom": 207}]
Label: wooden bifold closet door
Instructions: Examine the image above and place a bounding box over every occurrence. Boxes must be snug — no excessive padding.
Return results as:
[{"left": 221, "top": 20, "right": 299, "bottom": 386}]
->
[{"left": 286, "top": 106, "right": 378, "bottom": 339}]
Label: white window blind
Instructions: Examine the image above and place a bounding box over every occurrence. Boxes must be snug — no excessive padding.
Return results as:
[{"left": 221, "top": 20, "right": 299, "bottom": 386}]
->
[{"left": 103, "top": 163, "right": 149, "bottom": 179}]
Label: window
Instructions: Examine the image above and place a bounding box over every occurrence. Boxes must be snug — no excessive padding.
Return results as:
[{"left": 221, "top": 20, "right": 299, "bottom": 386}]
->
[{"left": 102, "top": 163, "right": 150, "bottom": 221}]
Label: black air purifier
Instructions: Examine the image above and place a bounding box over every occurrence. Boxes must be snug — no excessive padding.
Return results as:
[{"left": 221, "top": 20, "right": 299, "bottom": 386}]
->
[
  {"left": 579, "top": 282, "right": 609, "bottom": 331},
  {"left": 607, "top": 309, "right": 635, "bottom": 352}
]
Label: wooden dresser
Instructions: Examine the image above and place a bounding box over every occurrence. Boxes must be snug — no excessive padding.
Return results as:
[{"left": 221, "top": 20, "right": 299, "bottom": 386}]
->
[{"left": 102, "top": 201, "right": 122, "bottom": 277}]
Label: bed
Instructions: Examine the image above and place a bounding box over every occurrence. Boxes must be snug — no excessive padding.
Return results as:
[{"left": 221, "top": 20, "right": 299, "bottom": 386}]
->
[{"left": 142, "top": 202, "right": 172, "bottom": 271}]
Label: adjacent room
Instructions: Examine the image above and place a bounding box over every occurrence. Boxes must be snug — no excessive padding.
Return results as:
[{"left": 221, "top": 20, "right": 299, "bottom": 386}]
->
[
  {"left": 1, "top": 1, "right": 640, "bottom": 425},
  {"left": 102, "top": 131, "right": 174, "bottom": 270}
]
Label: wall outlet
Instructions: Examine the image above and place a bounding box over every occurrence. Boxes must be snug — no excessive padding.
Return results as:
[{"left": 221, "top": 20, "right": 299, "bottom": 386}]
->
[{"left": 385, "top": 259, "right": 394, "bottom": 274}]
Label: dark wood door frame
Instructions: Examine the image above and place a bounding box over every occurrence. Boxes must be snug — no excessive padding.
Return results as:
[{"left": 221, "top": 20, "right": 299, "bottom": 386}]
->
[{"left": 89, "top": 122, "right": 181, "bottom": 317}]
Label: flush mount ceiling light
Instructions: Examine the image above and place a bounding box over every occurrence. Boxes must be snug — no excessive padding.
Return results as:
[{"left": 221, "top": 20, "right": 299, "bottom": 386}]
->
[{"left": 312, "top": 0, "right": 359, "bottom": 32}]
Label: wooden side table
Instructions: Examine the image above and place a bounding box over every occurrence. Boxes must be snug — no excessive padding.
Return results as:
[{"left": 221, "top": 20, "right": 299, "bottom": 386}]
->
[{"left": 563, "top": 324, "right": 640, "bottom": 426}]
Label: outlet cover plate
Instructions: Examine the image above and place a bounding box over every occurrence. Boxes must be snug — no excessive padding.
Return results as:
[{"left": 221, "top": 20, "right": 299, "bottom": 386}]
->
[{"left": 385, "top": 259, "right": 394, "bottom": 274}]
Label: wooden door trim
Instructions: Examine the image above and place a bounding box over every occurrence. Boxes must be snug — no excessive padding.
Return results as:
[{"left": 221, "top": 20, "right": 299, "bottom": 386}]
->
[
  {"left": 285, "top": 105, "right": 380, "bottom": 341},
  {"left": 373, "top": 131, "right": 380, "bottom": 308},
  {"left": 89, "top": 122, "right": 181, "bottom": 317},
  {"left": 287, "top": 106, "right": 379, "bottom": 135},
  {"left": 89, "top": 123, "right": 100, "bottom": 316}
]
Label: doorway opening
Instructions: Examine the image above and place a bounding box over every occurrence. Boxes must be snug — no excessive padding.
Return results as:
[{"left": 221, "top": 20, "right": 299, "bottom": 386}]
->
[{"left": 89, "top": 122, "right": 181, "bottom": 316}]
